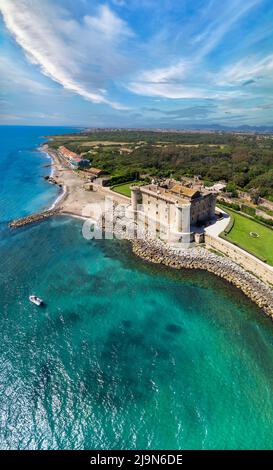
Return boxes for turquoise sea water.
[1,127,273,450]
[0,126,79,222]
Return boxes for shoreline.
[48,185,67,211]
[39,146,66,210]
[40,142,273,318]
[131,238,273,319]
[38,146,55,177]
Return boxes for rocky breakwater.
[86,202,273,318]
[131,238,273,318]
[9,208,61,228]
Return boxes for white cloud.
[194,0,263,60]
[84,4,132,39]
[127,60,207,99]
[138,61,186,84]
[0,55,52,94]
[126,0,264,101]
[0,0,132,109]
[1,0,272,126]
[0,113,23,122]
[217,55,273,85]
[128,81,206,99]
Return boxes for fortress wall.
[205,234,273,286]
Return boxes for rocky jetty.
[9,208,61,228]
[94,204,273,317]
[131,238,273,318]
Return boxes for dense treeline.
[48,130,273,200]
[79,130,238,144]
[48,129,257,146]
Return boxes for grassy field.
[223,210,273,265]
[111,181,143,197]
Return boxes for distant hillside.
[83,125,273,134]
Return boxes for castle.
[131,180,217,243]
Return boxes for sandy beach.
[41,144,129,221]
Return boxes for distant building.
[59,146,80,167]
[89,167,105,178]
[95,176,112,186]
[131,180,216,243]
[209,182,226,193]
[58,146,90,169]
[119,147,133,155]
[83,182,93,191]
[83,167,106,181]
[78,159,90,169]
[194,175,202,182]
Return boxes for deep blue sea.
[1,126,273,450]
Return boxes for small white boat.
[29,295,43,306]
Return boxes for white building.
[131,181,216,243]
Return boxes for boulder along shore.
[131,237,273,319]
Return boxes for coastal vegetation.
[103,172,140,187]
[48,130,273,200]
[218,199,273,227]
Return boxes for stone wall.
[205,234,273,286]
[87,201,273,318]
[191,193,216,224]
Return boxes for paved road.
[205,207,230,237]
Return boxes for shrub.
[254,215,273,227]
[223,215,235,234]
[104,172,140,187]
[241,204,256,217]
[218,199,240,211]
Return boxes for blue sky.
[0,0,273,127]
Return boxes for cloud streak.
[1,0,273,126]
[193,0,263,60]
[127,60,209,99]
[0,0,132,109]
[126,0,264,100]
[217,54,273,85]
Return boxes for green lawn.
[223,210,273,265]
[111,181,143,198]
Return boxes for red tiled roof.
[170,184,200,199]
[88,167,104,175]
[59,146,80,160]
